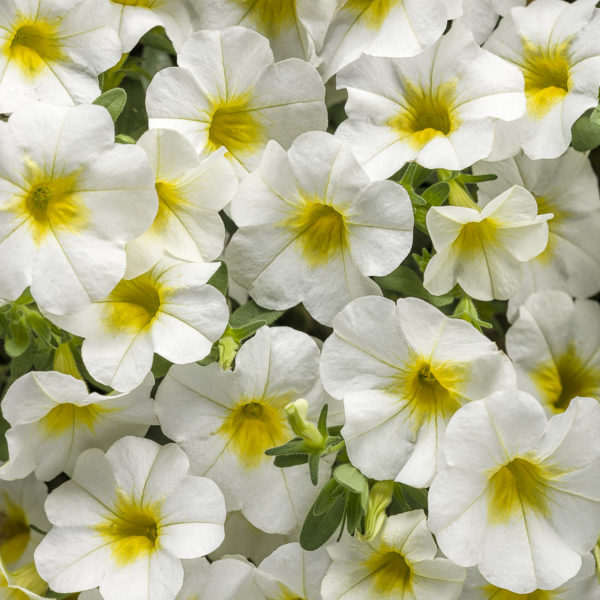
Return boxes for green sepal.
[273,454,308,468]
[458,173,498,184]
[265,438,307,457]
[230,299,284,329]
[421,181,450,206]
[308,452,321,485]
[317,404,328,438]
[333,464,368,495]
[116,134,136,144]
[453,294,492,331]
[313,479,343,516]
[93,88,127,122]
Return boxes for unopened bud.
[284,399,324,450]
[362,480,395,541]
[53,343,83,380]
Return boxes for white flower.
[225,132,413,325]
[126,129,237,279]
[0,371,156,481]
[335,23,525,178]
[108,0,193,52]
[424,185,551,301]
[320,296,516,488]
[321,511,466,600]
[459,0,525,45]
[506,291,600,415]
[156,326,328,535]
[34,436,226,600]
[47,256,229,393]
[473,150,600,319]
[319,0,461,82]
[191,0,337,64]
[0,102,157,315]
[428,392,600,593]
[461,553,600,599]
[0,0,121,112]
[146,27,327,174]
[485,0,600,159]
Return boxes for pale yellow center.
[0,562,48,599]
[482,584,552,600]
[149,180,190,234]
[41,403,111,436]
[453,218,500,258]
[343,0,398,29]
[0,496,30,566]
[237,0,297,36]
[364,549,412,596]
[111,0,162,6]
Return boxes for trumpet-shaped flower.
[126,129,237,278]
[321,511,466,600]
[461,553,600,599]
[424,186,551,301]
[506,292,600,415]
[0,556,49,600]
[0,0,121,112]
[156,326,328,534]
[485,0,600,159]
[0,371,156,481]
[320,296,516,488]
[319,0,461,81]
[256,543,330,600]
[191,0,337,64]
[460,0,525,44]
[108,0,193,52]
[335,24,525,178]
[34,436,226,600]
[48,257,229,393]
[146,27,327,173]
[0,102,157,315]
[428,392,600,593]
[473,150,600,318]
[225,132,413,325]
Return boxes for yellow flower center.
[364,549,412,595]
[0,496,30,566]
[453,218,500,257]
[521,41,571,119]
[343,0,398,28]
[103,273,167,333]
[97,493,161,566]
[41,403,112,436]
[0,562,48,599]
[389,82,459,149]
[530,343,600,413]
[149,180,190,234]
[482,585,552,600]
[237,0,297,36]
[5,18,65,76]
[217,399,290,468]
[284,200,348,266]
[111,0,162,6]
[206,94,264,160]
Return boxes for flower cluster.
[0,1,599,600]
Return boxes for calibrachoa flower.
[256,542,330,600]
[126,129,237,278]
[321,511,466,600]
[0,102,157,315]
[108,0,193,53]
[460,0,525,44]
[0,371,156,481]
[335,24,525,178]
[225,132,413,325]
[0,557,49,600]
[192,0,337,64]
[146,26,327,173]
[473,150,600,318]
[428,392,600,593]
[319,0,462,82]
[506,291,600,414]
[320,296,516,488]
[424,186,551,301]
[34,436,226,600]
[156,326,328,534]
[485,0,600,159]
[461,553,600,599]
[0,0,121,112]
[48,257,229,393]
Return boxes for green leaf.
[333,464,368,495]
[151,354,172,379]
[591,105,600,127]
[115,78,148,141]
[317,404,328,438]
[313,479,342,516]
[139,27,176,55]
[273,454,308,468]
[265,438,307,456]
[396,483,429,512]
[300,494,345,551]
[458,173,498,184]
[207,262,228,296]
[308,452,320,485]
[571,108,600,151]
[116,134,136,144]
[421,181,450,206]
[229,300,283,329]
[5,321,30,358]
[226,321,267,344]
[93,88,127,122]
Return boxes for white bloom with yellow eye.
[34,436,226,600]
[108,0,193,53]
[321,511,466,600]
[47,257,229,393]
[461,553,600,600]
[485,0,600,160]
[424,186,551,301]
[459,0,524,45]
[0,102,157,315]
[0,371,156,481]
[191,0,337,65]
[156,326,328,535]
[256,542,330,600]
[225,132,413,326]
[0,0,121,112]
[429,392,600,594]
[0,555,49,600]
[319,0,461,82]
[506,291,600,416]
[126,129,237,278]
[473,150,600,319]
[335,23,525,178]
[146,26,327,174]
[320,296,516,489]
